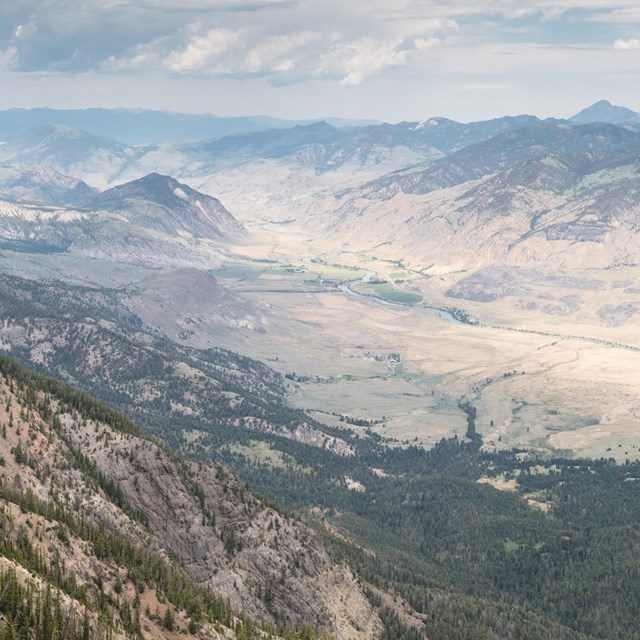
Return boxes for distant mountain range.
[0,100,636,188]
[0,101,635,152]
[0,107,380,144]
[2,105,640,275]
[0,116,546,187]
[2,101,640,288]
[322,118,640,274]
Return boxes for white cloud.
[581,7,640,24]
[124,12,458,86]
[242,31,321,73]
[506,8,538,19]
[613,38,640,50]
[313,20,456,87]
[410,18,459,34]
[7,0,640,122]
[164,29,241,72]
[0,1,535,86]
[331,38,410,86]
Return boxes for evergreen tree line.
[0,568,92,640]
[0,355,337,640]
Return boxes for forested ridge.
[0,355,343,640]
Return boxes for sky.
[0,0,639,123]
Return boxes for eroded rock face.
[62,416,378,639]
[0,354,379,639]
[0,369,230,640]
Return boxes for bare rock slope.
[0,354,380,638]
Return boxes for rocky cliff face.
[74,429,377,635]
[0,355,380,639]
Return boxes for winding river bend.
[336,271,640,353]
[336,270,468,325]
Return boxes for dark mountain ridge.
[89,172,244,238]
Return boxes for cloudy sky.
[1,0,639,122]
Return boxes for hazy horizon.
[1,1,640,123]
[0,97,632,129]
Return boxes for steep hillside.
[121,267,270,339]
[0,198,225,273]
[89,173,243,238]
[348,122,638,201]
[0,318,625,640]
[0,354,379,639]
[310,123,640,272]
